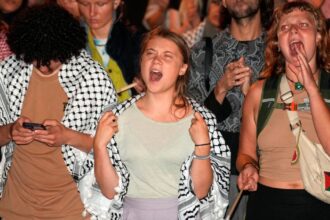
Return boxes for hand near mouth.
[297,43,317,92]
[288,43,318,94]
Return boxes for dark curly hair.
[7,4,86,67]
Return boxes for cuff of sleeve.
[204,91,232,122]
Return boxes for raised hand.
[214,57,252,101]
[294,43,318,93]
[94,112,118,150]
[189,111,210,145]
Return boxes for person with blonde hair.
[78,0,140,103]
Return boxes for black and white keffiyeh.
[79,94,231,220]
[0,50,117,197]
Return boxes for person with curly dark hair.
[187,0,274,219]
[7,4,86,68]
[0,4,117,219]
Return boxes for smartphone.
[22,122,46,131]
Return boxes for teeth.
[290,42,301,48]
[289,40,300,45]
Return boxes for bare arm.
[189,112,213,199]
[236,80,262,191]
[93,112,119,199]
[33,120,93,153]
[65,129,93,152]
[0,123,12,146]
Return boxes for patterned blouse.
[187,28,266,133]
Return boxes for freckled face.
[277,9,321,66]
[140,37,188,94]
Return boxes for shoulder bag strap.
[257,75,280,137]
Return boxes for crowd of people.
[0,0,329,219]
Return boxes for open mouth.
[289,41,303,56]
[150,69,163,81]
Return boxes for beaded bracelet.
[194,142,210,147]
[192,151,210,160]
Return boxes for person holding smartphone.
[0,4,116,219]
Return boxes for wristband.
[243,162,259,171]
[195,142,210,147]
[192,151,210,160]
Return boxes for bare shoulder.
[245,79,265,109]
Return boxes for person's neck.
[90,21,113,40]
[229,12,262,41]
[138,92,183,122]
[286,62,319,83]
